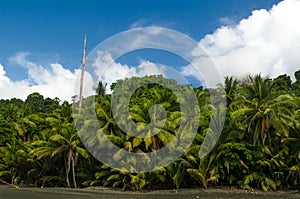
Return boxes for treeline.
[0,71,299,191]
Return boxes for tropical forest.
[0,70,299,192]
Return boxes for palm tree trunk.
[71,155,77,188]
[11,169,16,186]
[65,150,72,188]
[152,136,158,151]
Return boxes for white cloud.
[91,51,167,92]
[0,53,94,101]
[1,51,166,101]
[187,0,300,81]
[0,62,32,100]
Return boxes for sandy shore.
[0,186,299,199]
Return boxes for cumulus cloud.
[91,51,167,92]
[0,63,31,99]
[0,52,93,101]
[1,51,167,101]
[186,0,300,81]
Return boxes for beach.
[0,187,299,199]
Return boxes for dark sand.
[0,187,299,199]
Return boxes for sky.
[1,0,300,101]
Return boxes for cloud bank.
[91,51,167,91]
[0,51,167,101]
[0,53,87,101]
[185,0,300,81]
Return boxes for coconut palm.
[224,76,239,106]
[0,137,33,186]
[31,119,89,188]
[231,74,296,146]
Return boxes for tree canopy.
[0,70,299,191]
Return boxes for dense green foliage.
[0,71,299,191]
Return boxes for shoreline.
[0,185,299,196]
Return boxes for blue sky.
[0,0,280,78]
[1,0,300,101]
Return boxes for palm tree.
[31,113,89,188]
[224,76,239,106]
[111,76,181,152]
[0,138,33,187]
[1,104,18,122]
[13,117,36,142]
[0,141,19,186]
[231,74,296,146]
[95,81,107,98]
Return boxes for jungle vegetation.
[0,70,299,192]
